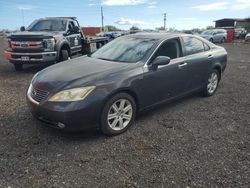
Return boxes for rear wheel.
[14,64,23,71]
[101,93,136,136]
[221,37,226,43]
[202,69,220,97]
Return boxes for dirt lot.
[0,37,249,187]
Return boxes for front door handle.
[178,63,187,68]
[208,54,214,59]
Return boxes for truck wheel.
[59,50,69,62]
[14,64,23,71]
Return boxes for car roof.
[39,17,76,21]
[126,32,187,40]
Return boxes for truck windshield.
[27,20,67,31]
[91,37,157,63]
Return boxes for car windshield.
[27,19,67,31]
[91,37,157,63]
[202,30,214,35]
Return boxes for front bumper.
[4,50,57,64]
[26,94,102,131]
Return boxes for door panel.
[183,52,211,91]
[139,57,188,107]
[68,34,82,53]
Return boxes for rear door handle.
[208,54,214,59]
[178,63,187,68]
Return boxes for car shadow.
[22,64,51,73]
[136,92,202,121]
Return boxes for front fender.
[55,39,71,60]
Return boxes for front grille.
[31,87,50,103]
[11,41,43,50]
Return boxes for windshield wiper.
[97,57,115,62]
[40,29,52,31]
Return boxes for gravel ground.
[0,37,249,187]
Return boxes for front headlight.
[49,86,96,102]
[43,38,55,51]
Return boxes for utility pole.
[21,9,24,26]
[163,13,166,30]
[101,6,104,32]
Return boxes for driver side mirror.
[20,26,25,31]
[69,26,80,33]
[73,26,80,33]
[150,56,171,71]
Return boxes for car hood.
[32,56,131,91]
[8,31,64,39]
[200,34,211,39]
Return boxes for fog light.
[57,122,65,129]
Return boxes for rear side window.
[183,37,205,55]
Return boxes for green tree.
[130,26,140,31]
[156,26,165,30]
[243,18,250,32]
[105,25,121,32]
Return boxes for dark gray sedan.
[27,33,227,136]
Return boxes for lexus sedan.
[27,33,227,136]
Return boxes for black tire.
[209,38,213,43]
[202,69,220,97]
[101,93,136,136]
[221,37,226,43]
[14,64,23,71]
[59,49,69,62]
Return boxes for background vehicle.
[200,29,227,43]
[4,17,109,71]
[245,33,250,41]
[27,33,227,136]
[234,28,247,39]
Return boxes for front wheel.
[59,50,69,62]
[14,64,23,71]
[209,38,214,43]
[101,93,136,136]
[202,69,220,97]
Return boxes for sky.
[0,0,250,30]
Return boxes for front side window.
[183,37,205,56]
[91,37,157,63]
[204,42,210,51]
[27,19,67,31]
[153,39,181,60]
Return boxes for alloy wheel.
[207,72,218,94]
[107,99,133,131]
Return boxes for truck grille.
[31,87,50,103]
[11,41,43,49]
